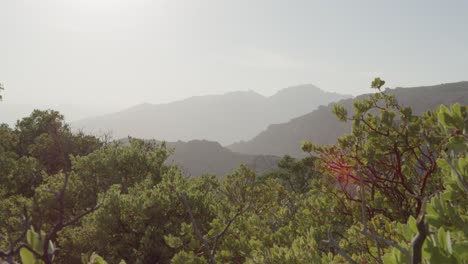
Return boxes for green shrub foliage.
[0,79,466,264]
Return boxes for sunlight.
[1,1,467,262]
[59,0,166,27]
[47,0,169,34]
[66,0,135,14]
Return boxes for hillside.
[228,82,468,157]
[165,140,280,177]
[72,85,350,145]
[118,138,280,177]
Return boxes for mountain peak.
[72,83,350,144]
[269,84,350,101]
[227,81,468,157]
[178,140,224,152]
[223,89,265,98]
[270,84,320,97]
[179,90,266,105]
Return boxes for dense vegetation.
[0,79,467,263]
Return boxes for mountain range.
[227,82,468,157]
[72,85,350,145]
[10,82,465,177]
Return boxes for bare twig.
[323,229,357,264]
[40,174,105,264]
[357,229,409,256]
[0,173,105,264]
[356,164,408,261]
[211,210,242,256]
[0,208,42,264]
[180,192,216,264]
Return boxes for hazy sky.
[2,0,468,108]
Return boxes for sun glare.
[56,0,166,31]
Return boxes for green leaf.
[20,248,36,264]
[332,104,348,122]
[446,231,452,254]
[20,247,44,264]
[88,252,108,264]
[371,77,386,89]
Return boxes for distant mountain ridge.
[119,138,280,177]
[165,140,280,177]
[227,81,468,157]
[0,104,117,127]
[72,85,350,144]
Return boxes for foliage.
[382,103,468,263]
[304,81,444,223]
[0,78,466,264]
[260,155,318,194]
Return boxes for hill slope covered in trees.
[119,138,280,177]
[166,140,279,177]
[228,81,468,157]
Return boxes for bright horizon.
[2,0,468,109]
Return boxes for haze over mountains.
[228,82,468,158]
[164,140,280,177]
[4,81,465,178]
[72,84,350,145]
[0,104,118,128]
[69,81,468,177]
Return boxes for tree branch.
[180,192,216,264]
[211,209,242,256]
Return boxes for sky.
[1,0,468,110]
